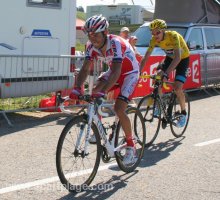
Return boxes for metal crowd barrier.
[0,53,220,126]
[0,55,84,125]
[202,53,220,87]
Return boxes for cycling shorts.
[98,69,139,103]
[162,56,189,83]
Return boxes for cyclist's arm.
[140,50,151,73]
[102,62,122,92]
[140,38,154,72]
[165,48,181,74]
[75,59,92,88]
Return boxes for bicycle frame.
[149,78,175,123]
[75,99,119,158]
[158,95,175,121]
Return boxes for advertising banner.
[132,54,201,98]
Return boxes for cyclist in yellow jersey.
[140,19,190,128]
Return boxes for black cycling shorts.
[162,56,189,83]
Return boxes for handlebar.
[140,74,173,90]
[59,95,112,117]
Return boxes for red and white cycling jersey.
[85,34,140,76]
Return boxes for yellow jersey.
[147,30,190,59]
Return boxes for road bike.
[136,74,190,147]
[56,95,146,192]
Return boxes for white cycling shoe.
[122,146,137,165]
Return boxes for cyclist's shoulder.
[165,30,180,36]
[108,34,126,45]
[165,30,183,41]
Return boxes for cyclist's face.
[88,32,106,49]
[152,29,164,42]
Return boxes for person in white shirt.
[119,27,130,40]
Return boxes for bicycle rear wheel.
[115,107,146,173]
[56,115,101,193]
[136,95,161,147]
[170,92,190,137]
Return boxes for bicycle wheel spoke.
[115,107,146,173]
[137,95,161,147]
[56,116,101,192]
[170,92,190,137]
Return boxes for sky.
[77,0,155,11]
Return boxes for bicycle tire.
[56,115,101,193]
[115,107,146,173]
[136,95,161,147]
[170,92,190,137]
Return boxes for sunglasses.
[83,21,106,35]
[152,31,161,36]
[82,28,96,35]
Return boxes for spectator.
[119,27,130,40]
[129,36,140,55]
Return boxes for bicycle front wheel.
[137,95,161,147]
[170,92,190,137]
[115,107,146,173]
[56,115,101,193]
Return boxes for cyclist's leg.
[114,72,139,164]
[114,73,139,145]
[174,57,189,127]
[173,81,185,111]
[174,57,189,113]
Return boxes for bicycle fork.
[74,104,94,157]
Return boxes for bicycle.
[56,95,146,193]
[136,74,190,147]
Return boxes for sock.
[126,136,134,147]
[181,110,187,115]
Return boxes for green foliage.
[76,42,85,52]
[0,94,51,111]
[77,11,86,21]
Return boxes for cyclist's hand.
[162,72,169,82]
[69,87,83,99]
[156,63,163,71]
[91,91,106,99]
[157,70,163,77]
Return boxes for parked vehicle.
[0,0,76,98]
[134,22,220,86]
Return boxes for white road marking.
[0,162,117,194]
[194,138,220,147]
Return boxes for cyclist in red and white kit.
[70,15,140,165]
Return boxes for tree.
[77,6,84,13]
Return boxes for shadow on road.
[59,171,138,200]
[57,136,184,200]
[187,87,220,102]
[0,112,72,136]
[140,137,185,168]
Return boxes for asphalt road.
[0,88,220,200]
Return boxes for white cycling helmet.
[83,15,109,34]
